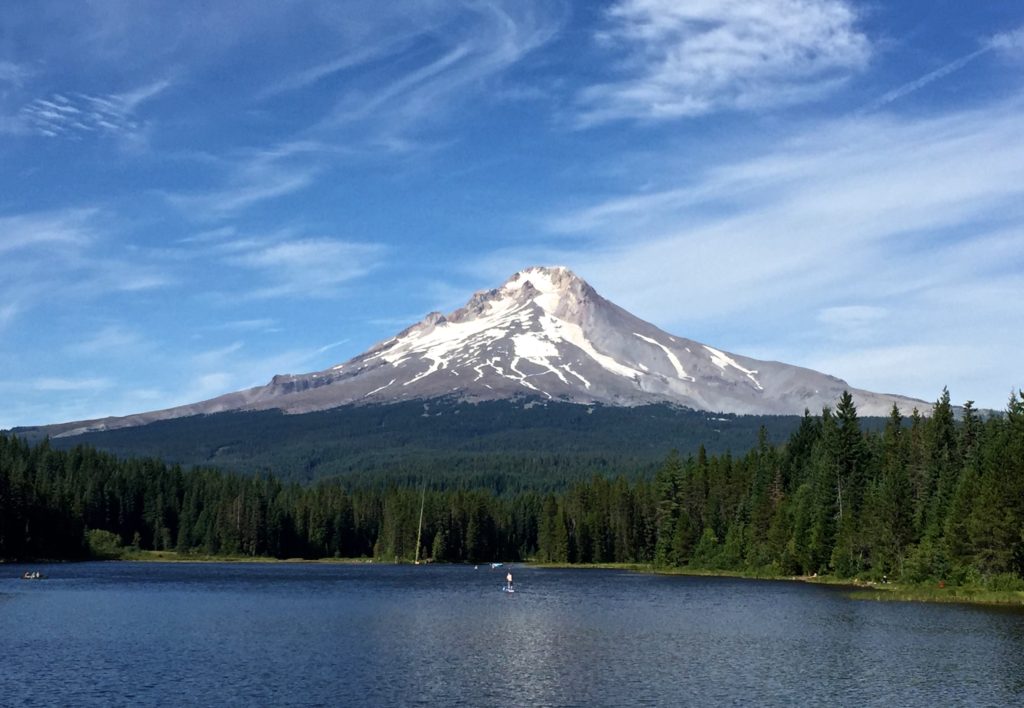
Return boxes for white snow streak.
[403,358,444,386]
[512,333,569,384]
[562,363,591,388]
[372,295,523,370]
[633,332,695,381]
[511,331,559,359]
[509,357,552,398]
[502,266,567,313]
[363,378,396,398]
[537,313,642,380]
[703,345,763,390]
[365,274,642,391]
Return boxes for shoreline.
[526,562,1024,608]
[5,551,376,565]
[116,551,376,564]
[10,553,1023,607]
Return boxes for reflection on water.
[1,563,1022,706]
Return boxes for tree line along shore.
[2,389,1023,604]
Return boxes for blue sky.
[1,0,1022,428]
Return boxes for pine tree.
[862,404,913,577]
[970,393,1024,577]
[653,452,682,567]
[829,392,871,577]
[803,408,838,574]
[923,388,959,542]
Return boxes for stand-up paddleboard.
[502,585,515,593]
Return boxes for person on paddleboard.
[506,570,513,590]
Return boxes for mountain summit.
[37,266,923,437]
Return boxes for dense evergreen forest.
[3,390,1022,588]
[23,400,816,484]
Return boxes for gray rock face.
[38,266,925,437]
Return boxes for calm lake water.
[1,563,1023,707]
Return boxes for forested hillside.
[24,400,815,484]
[3,390,1022,588]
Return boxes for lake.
[1,563,1023,706]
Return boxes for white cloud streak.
[0,208,171,327]
[171,171,318,218]
[0,303,20,330]
[226,237,387,299]
[20,78,171,138]
[164,141,328,219]
[68,325,145,356]
[990,26,1024,55]
[33,377,113,392]
[316,1,565,139]
[0,60,34,86]
[523,95,1024,406]
[0,208,97,254]
[170,337,361,410]
[861,25,1024,114]
[577,0,870,125]
[213,318,279,333]
[257,37,415,100]
[862,47,991,113]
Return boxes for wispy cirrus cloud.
[0,303,20,330]
[226,237,387,299]
[549,100,1024,316]
[257,36,416,101]
[20,78,171,138]
[169,223,385,303]
[192,341,245,369]
[308,2,566,142]
[0,60,34,87]
[172,336,359,408]
[68,325,146,356]
[33,377,113,392]
[477,93,1024,406]
[863,25,1024,113]
[0,208,172,327]
[576,0,870,125]
[211,318,280,333]
[164,141,328,219]
[0,208,97,253]
[861,47,992,113]
[990,26,1024,55]
[170,170,318,219]
[816,305,888,342]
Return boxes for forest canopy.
[2,390,1022,588]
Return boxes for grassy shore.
[527,561,1024,607]
[846,583,1024,607]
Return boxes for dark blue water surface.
[2,563,1023,707]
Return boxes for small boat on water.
[21,571,45,580]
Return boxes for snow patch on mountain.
[29,265,930,438]
[633,332,694,382]
[363,378,396,398]
[503,266,566,312]
[703,345,764,391]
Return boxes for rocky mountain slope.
[24,266,924,438]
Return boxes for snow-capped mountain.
[39,266,923,437]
